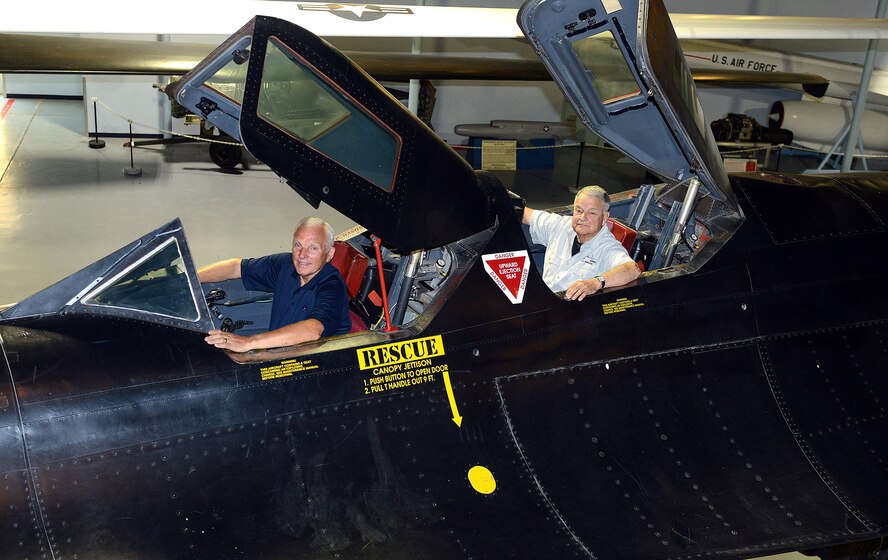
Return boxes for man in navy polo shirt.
[198,217,351,352]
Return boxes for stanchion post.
[88,98,105,149]
[123,122,142,176]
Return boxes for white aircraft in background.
[680,39,888,155]
[2,1,888,155]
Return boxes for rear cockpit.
[516,0,743,280]
[522,175,737,300]
[607,179,732,273]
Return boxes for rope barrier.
[719,142,888,160]
[93,97,241,146]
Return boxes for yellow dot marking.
[468,465,496,495]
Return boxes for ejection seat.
[607,219,645,271]
[330,241,370,332]
[606,218,637,254]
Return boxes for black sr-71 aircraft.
[2,0,887,558]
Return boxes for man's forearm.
[601,260,641,289]
[204,318,326,353]
[522,206,535,225]
[564,260,640,301]
[248,318,325,350]
[197,258,242,283]
[242,319,324,351]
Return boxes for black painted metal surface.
[1,170,887,559]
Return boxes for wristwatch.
[595,275,606,290]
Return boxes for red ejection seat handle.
[372,236,397,332]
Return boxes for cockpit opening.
[525,178,720,292]
[200,228,486,349]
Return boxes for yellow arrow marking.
[442,369,462,427]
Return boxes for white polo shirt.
[529,210,634,292]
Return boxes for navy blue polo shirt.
[240,254,351,337]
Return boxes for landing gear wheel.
[209,140,243,170]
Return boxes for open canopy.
[520,0,734,208]
[166,17,493,252]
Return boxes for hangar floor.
[0,97,829,560]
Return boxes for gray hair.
[574,185,611,211]
[295,217,335,251]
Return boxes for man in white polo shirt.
[523,185,640,301]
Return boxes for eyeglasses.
[572,205,602,218]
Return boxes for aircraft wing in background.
[0,32,550,81]
[0,32,829,97]
[682,39,888,107]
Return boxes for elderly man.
[198,217,351,352]
[523,185,640,301]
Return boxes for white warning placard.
[482,250,530,304]
[481,140,517,171]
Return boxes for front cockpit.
[201,227,494,347]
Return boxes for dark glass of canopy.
[257,37,400,192]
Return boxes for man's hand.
[205,329,255,353]
[564,278,601,301]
